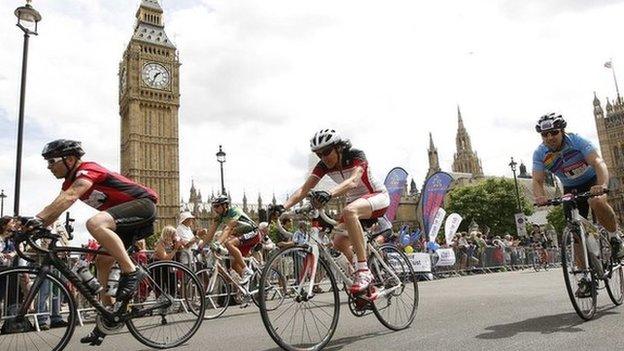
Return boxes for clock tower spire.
[119,0,180,231]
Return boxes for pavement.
[63,268,624,351]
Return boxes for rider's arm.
[203,221,220,243]
[585,151,610,188]
[284,175,320,210]
[217,220,237,245]
[329,166,364,198]
[532,170,547,203]
[36,178,93,227]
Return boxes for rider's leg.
[588,196,618,233]
[86,212,135,273]
[225,237,246,276]
[333,233,354,263]
[342,198,373,264]
[95,255,115,306]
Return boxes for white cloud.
[0,0,622,244]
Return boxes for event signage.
[383,167,409,222]
[421,171,454,235]
[428,207,446,243]
[408,252,432,272]
[444,213,463,245]
[435,248,456,267]
[515,213,527,237]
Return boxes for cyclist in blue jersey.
[532,113,624,259]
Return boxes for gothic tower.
[426,132,441,178]
[452,106,483,176]
[119,0,180,231]
[593,92,624,223]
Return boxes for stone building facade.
[593,92,624,223]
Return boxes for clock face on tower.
[141,62,170,89]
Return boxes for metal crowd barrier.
[432,246,561,278]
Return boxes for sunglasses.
[315,147,333,158]
[46,157,64,166]
[540,130,560,137]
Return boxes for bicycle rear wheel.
[259,247,339,351]
[195,267,231,319]
[561,228,597,320]
[368,244,418,330]
[126,261,205,348]
[0,267,77,351]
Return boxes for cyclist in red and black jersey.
[32,139,158,345]
[283,129,389,296]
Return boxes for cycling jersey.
[311,148,387,203]
[532,133,597,187]
[61,162,158,210]
[216,206,257,235]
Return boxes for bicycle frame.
[205,254,263,297]
[277,208,402,300]
[13,237,173,325]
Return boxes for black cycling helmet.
[211,194,230,205]
[535,113,567,133]
[41,139,85,159]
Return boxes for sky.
[0,0,623,243]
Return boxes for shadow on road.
[259,329,395,351]
[476,306,619,340]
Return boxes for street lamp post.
[509,157,522,213]
[0,190,7,217]
[13,0,42,216]
[216,145,226,195]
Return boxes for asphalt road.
[65,268,624,350]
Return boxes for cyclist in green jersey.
[204,195,259,284]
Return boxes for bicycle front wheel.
[561,228,597,320]
[0,267,77,351]
[251,266,287,311]
[259,247,340,351]
[126,261,205,348]
[194,267,231,319]
[368,244,418,330]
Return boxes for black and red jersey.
[62,162,158,210]
[311,148,386,203]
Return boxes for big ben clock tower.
[119,0,180,231]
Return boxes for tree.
[546,205,565,234]
[445,178,533,235]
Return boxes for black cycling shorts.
[563,176,596,220]
[106,198,157,248]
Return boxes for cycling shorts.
[236,230,262,257]
[106,197,157,248]
[563,176,596,220]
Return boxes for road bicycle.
[537,190,624,320]
[258,203,418,351]
[194,246,287,319]
[0,216,205,350]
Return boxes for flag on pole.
[605,61,613,69]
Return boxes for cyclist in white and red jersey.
[31,139,158,345]
[282,129,389,296]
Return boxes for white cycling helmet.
[310,129,342,152]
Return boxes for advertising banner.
[444,213,463,245]
[435,248,457,267]
[421,171,454,235]
[383,167,409,222]
[407,252,432,272]
[428,207,446,243]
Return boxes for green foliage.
[445,178,533,235]
[546,205,565,234]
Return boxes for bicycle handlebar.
[4,216,63,262]
[534,189,609,207]
[276,201,338,240]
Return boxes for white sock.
[355,261,368,271]
[607,230,620,239]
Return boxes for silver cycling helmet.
[535,113,567,133]
[310,129,342,152]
